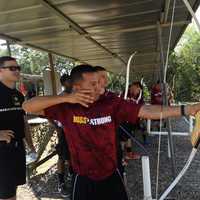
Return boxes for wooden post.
[48,53,57,95]
[6,40,12,56]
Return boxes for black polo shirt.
[0,81,25,140]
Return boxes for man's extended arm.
[138,104,197,119]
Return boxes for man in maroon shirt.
[151,81,163,105]
[23,64,200,200]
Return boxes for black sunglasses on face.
[2,66,21,71]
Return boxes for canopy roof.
[0,0,199,83]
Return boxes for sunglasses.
[2,66,21,71]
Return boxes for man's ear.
[73,83,81,91]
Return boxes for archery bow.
[159,111,200,200]
[158,1,200,198]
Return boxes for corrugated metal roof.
[0,0,199,83]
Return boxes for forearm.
[22,95,66,113]
[139,104,192,120]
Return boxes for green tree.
[8,45,75,75]
[168,24,200,102]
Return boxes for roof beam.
[0,16,58,29]
[16,31,79,44]
[85,5,185,29]
[133,63,161,68]
[38,0,126,65]
[132,69,160,74]
[0,5,42,15]
[130,52,159,57]
[6,24,67,35]
[84,9,160,28]
[83,56,115,62]
[83,52,160,62]
[16,21,187,44]
[120,51,164,56]
[0,0,77,15]
[0,33,83,63]
[87,20,190,36]
[66,0,153,16]
[18,34,155,45]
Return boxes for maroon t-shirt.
[44,93,142,180]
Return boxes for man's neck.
[0,79,15,89]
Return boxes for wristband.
[181,105,186,116]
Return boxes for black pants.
[71,170,129,200]
[0,140,26,199]
[0,185,17,199]
[56,129,70,161]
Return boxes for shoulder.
[104,91,119,99]
[101,91,123,106]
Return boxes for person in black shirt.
[0,56,35,200]
[55,74,72,197]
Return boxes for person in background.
[94,66,139,176]
[23,64,200,200]
[26,84,36,100]
[119,83,143,160]
[151,81,174,130]
[128,82,147,144]
[151,81,163,105]
[0,56,35,200]
[54,74,73,198]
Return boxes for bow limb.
[159,112,200,200]
[124,52,137,100]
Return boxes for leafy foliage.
[167,24,200,102]
[0,44,75,75]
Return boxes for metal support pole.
[142,156,153,200]
[157,22,176,178]
[123,172,128,189]
[6,40,11,56]
[168,139,171,158]
[182,0,200,32]
[189,116,194,134]
[147,119,151,134]
[48,53,57,95]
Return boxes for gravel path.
[17,118,200,200]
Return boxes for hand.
[191,111,200,147]
[0,130,15,143]
[188,103,200,116]
[63,89,95,107]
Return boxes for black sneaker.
[58,182,70,198]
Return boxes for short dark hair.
[70,64,96,84]
[0,56,16,67]
[94,66,106,72]
[60,74,70,86]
